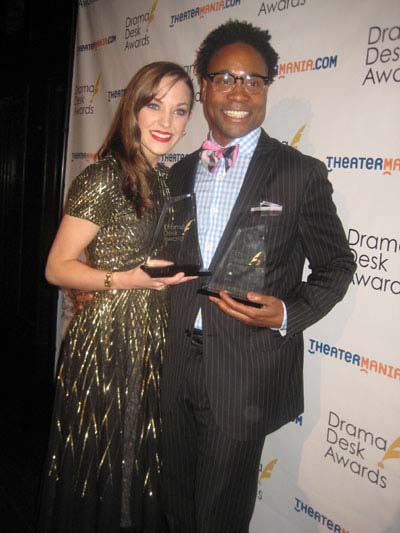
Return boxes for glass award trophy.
[141,193,211,278]
[198,202,282,307]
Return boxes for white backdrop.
[61,1,400,531]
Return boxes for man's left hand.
[209,291,284,328]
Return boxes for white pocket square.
[251,201,283,213]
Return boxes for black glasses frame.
[206,71,274,92]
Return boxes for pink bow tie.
[200,139,239,173]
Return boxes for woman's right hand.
[67,260,197,315]
[46,215,197,296]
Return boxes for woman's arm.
[45,214,189,291]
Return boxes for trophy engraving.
[141,193,211,277]
[198,203,282,306]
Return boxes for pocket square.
[251,201,283,213]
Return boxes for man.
[161,20,356,533]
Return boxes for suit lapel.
[209,131,280,271]
[174,133,281,272]
[174,150,200,196]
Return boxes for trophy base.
[197,287,263,308]
[141,264,211,278]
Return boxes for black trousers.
[162,334,265,533]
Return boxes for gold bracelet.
[104,270,113,289]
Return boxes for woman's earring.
[182,131,186,137]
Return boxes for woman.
[38,62,194,532]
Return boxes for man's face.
[201,42,269,146]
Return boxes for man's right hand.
[209,291,284,329]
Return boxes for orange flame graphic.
[378,436,400,468]
[258,459,278,484]
[146,0,158,32]
[90,74,101,103]
[290,125,306,149]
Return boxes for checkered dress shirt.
[194,128,261,330]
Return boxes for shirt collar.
[208,127,261,155]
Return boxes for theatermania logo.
[294,497,350,532]
[277,55,338,79]
[308,338,400,382]
[169,0,241,28]
[324,410,400,489]
[326,154,400,175]
[107,87,125,103]
[71,152,98,162]
[257,458,278,500]
[77,35,116,53]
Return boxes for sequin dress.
[39,156,170,532]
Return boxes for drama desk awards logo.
[348,227,400,296]
[124,0,157,51]
[324,410,400,489]
[363,24,400,85]
[258,0,306,16]
[73,74,101,116]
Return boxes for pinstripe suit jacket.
[162,130,355,441]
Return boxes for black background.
[0,1,76,530]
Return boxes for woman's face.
[138,75,192,166]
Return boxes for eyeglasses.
[206,72,273,95]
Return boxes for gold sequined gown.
[39,156,170,532]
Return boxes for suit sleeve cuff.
[270,300,287,337]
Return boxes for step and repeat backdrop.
[60,0,400,531]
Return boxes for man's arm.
[283,165,356,335]
[210,161,356,334]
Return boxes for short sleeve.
[65,159,116,228]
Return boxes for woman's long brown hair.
[98,62,194,217]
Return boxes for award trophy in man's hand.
[199,202,282,307]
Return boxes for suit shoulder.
[273,140,327,175]
[170,150,199,174]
